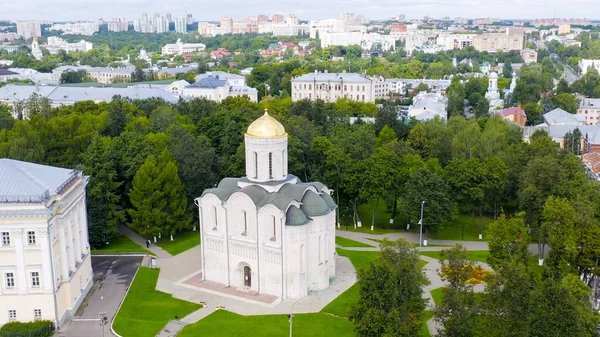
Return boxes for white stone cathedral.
[195,110,337,299]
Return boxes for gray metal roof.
[0,159,78,203]
[188,76,226,89]
[0,85,57,101]
[201,176,336,225]
[544,108,586,125]
[300,190,331,216]
[0,84,182,104]
[0,69,18,76]
[286,206,310,226]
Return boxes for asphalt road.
[58,256,143,337]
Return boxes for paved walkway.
[119,224,172,258]
[118,224,511,337]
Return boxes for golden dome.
[245,109,287,138]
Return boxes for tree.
[552,93,580,114]
[167,125,218,206]
[0,104,15,131]
[128,149,192,237]
[445,158,484,235]
[350,239,429,337]
[446,81,466,117]
[401,167,453,232]
[130,66,146,83]
[60,69,87,84]
[523,102,542,125]
[503,62,513,79]
[487,213,530,268]
[556,78,570,95]
[530,279,599,337]
[407,123,430,158]
[360,147,401,230]
[564,128,582,155]
[82,135,123,249]
[474,97,490,118]
[435,245,480,337]
[541,196,577,280]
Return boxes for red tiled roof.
[499,107,526,118]
[583,151,600,175]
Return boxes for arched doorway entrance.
[243,266,251,287]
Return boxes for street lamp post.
[289,298,302,337]
[418,201,425,250]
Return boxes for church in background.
[0,159,93,327]
[196,110,337,299]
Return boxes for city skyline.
[2,0,598,22]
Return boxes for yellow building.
[0,159,93,328]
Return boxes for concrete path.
[119,224,172,258]
[336,228,499,337]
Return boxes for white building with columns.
[0,159,93,328]
[195,111,337,299]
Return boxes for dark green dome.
[286,206,310,226]
[300,191,331,216]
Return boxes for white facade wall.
[578,99,600,126]
[292,77,375,102]
[0,179,93,328]
[579,59,600,75]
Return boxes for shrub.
[0,320,55,337]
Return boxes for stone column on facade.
[66,217,76,271]
[38,228,53,292]
[12,229,27,294]
[58,221,69,281]
[79,196,89,255]
[71,208,82,263]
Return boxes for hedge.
[0,321,54,337]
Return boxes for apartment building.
[0,159,93,328]
[578,98,600,126]
[16,21,41,40]
[473,33,524,53]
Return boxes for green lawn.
[178,310,355,337]
[154,230,200,255]
[335,236,373,248]
[419,310,435,337]
[112,267,202,337]
[91,234,151,254]
[321,283,359,318]
[430,287,446,306]
[421,250,490,264]
[428,214,495,241]
[337,248,380,271]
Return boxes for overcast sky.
[1,0,598,22]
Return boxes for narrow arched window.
[242,210,247,236]
[271,216,276,242]
[268,152,273,179]
[212,206,218,231]
[319,236,323,263]
[281,150,285,176]
[253,152,258,179]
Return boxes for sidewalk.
[119,224,172,258]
